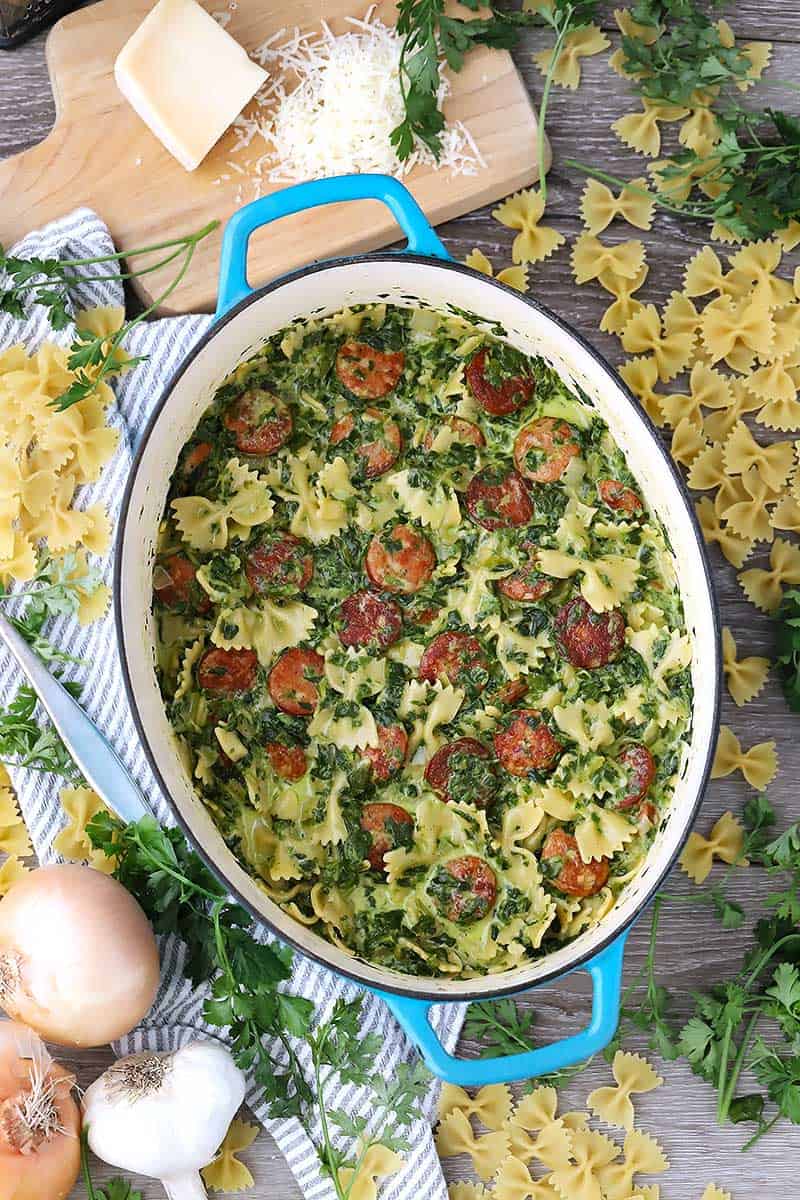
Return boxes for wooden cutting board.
[0,0,547,314]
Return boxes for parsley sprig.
[0,555,101,780]
[776,587,800,712]
[0,221,217,411]
[86,813,428,1199]
[80,1131,142,1200]
[619,0,753,107]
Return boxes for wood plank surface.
[1,4,799,1197]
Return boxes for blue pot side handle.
[216,174,450,318]
[376,930,629,1086]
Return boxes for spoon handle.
[0,610,149,824]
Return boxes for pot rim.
[114,251,721,1000]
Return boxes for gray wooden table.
[1,5,799,1198]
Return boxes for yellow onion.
[0,864,160,1047]
[0,1020,80,1200]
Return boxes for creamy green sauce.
[153,302,693,979]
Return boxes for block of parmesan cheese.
[114,0,266,172]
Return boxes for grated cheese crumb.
[231,7,485,185]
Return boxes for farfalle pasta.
[0,333,118,588]
[494,1157,561,1200]
[492,190,565,265]
[598,264,649,335]
[465,249,529,294]
[571,233,646,286]
[612,99,689,157]
[436,1110,510,1181]
[580,178,655,235]
[201,1117,258,1192]
[338,1142,403,1200]
[711,726,778,790]
[739,536,800,613]
[53,786,116,872]
[596,1128,669,1199]
[679,807,748,884]
[155,303,692,978]
[621,305,694,382]
[617,357,663,425]
[439,1083,513,1131]
[533,24,609,90]
[721,627,770,706]
[588,1050,663,1130]
[548,1127,618,1200]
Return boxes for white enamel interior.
[118,257,719,999]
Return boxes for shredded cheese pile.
[232,10,485,185]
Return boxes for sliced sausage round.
[424,416,485,450]
[617,743,656,810]
[418,632,489,693]
[153,554,202,610]
[223,388,292,456]
[246,532,313,595]
[266,742,308,781]
[424,738,498,808]
[177,441,212,492]
[432,856,498,924]
[197,647,258,694]
[497,562,554,603]
[330,406,403,479]
[541,829,610,897]
[514,417,581,483]
[598,479,644,514]
[492,677,529,708]
[268,648,325,717]
[339,589,403,651]
[554,596,626,669]
[360,802,414,872]
[465,347,535,417]
[336,340,405,399]
[465,467,533,530]
[494,709,562,776]
[362,724,409,782]
[365,524,437,594]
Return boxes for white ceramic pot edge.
[116,255,721,1001]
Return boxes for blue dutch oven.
[115,174,720,1085]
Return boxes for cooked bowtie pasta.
[154,303,693,978]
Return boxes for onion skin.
[0,865,160,1047]
[0,1021,81,1200]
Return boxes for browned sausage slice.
[465,347,534,417]
[514,418,580,483]
[362,725,409,782]
[554,597,626,669]
[494,709,562,776]
[268,648,325,716]
[418,632,489,693]
[430,856,498,924]
[339,589,403,651]
[197,647,258,694]
[246,533,313,594]
[330,406,403,479]
[424,738,498,807]
[541,829,610,897]
[465,467,533,530]
[336,340,405,398]
[360,802,414,872]
[223,388,292,456]
[365,524,437,594]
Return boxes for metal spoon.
[0,610,149,824]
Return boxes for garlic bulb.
[82,1040,246,1200]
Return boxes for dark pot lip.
[115,252,721,1002]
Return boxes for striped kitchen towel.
[0,209,465,1200]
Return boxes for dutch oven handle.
[375,931,629,1085]
[216,174,450,317]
